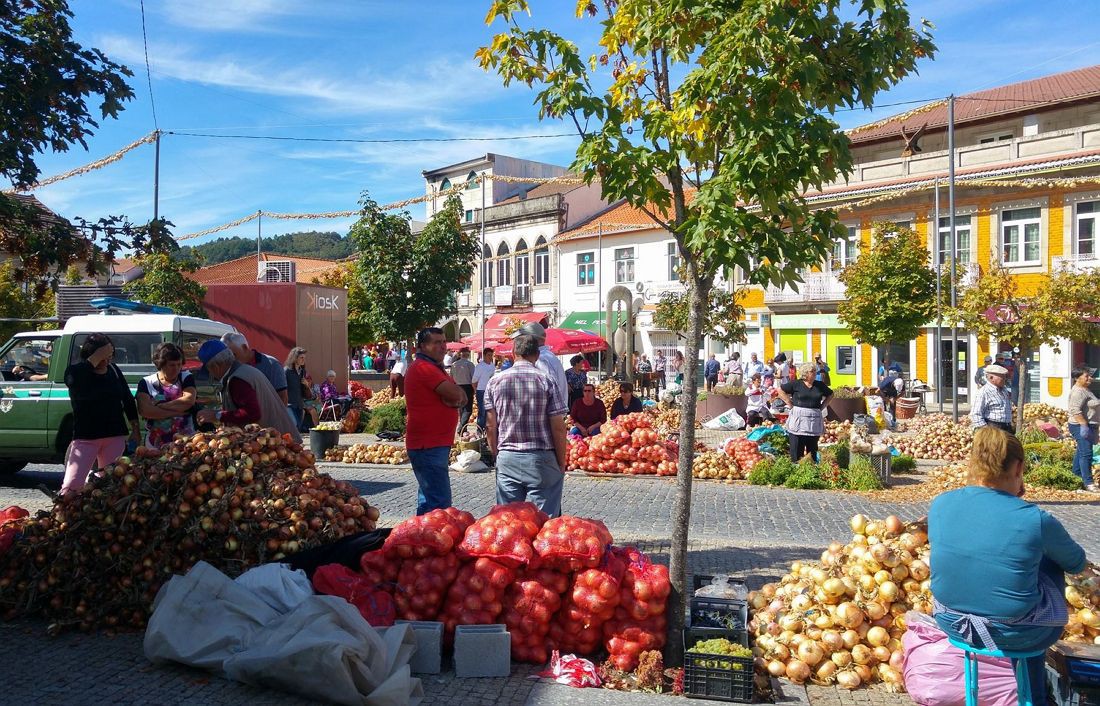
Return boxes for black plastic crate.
[683,627,754,703]
[692,574,747,594]
[690,575,749,631]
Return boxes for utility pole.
[597,223,603,375]
[479,175,487,354]
[948,95,958,421]
[934,177,942,413]
[152,130,161,222]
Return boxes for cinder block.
[395,620,443,674]
[454,624,511,678]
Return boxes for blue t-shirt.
[929,486,1085,618]
[704,359,720,378]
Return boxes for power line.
[139,0,158,130]
[164,131,578,144]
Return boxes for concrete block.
[454,624,511,678]
[395,620,443,674]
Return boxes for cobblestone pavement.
[2,461,1097,704]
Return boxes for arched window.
[514,239,530,304]
[466,171,478,190]
[496,242,511,286]
[534,236,550,285]
[481,244,493,290]
[440,178,452,191]
[459,319,472,338]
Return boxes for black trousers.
[457,384,474,431]
[790,434,819,462]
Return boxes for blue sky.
[13,0,1100,248]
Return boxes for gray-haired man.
[483,334,568,517]
[222,332,289,404]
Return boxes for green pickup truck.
[0,310,237,474]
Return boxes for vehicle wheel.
[0,460,27,475]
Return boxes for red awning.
[494,327,608,356]
[462,312,549,345]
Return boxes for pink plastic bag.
[901,611,1017,706]
[534,650,602,688]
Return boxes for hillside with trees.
[179,231,354,264]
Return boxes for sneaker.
[1088,484,1100,493]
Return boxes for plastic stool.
[947,637,1046,706]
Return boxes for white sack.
[233,563,313,613]
[703,407,746,431]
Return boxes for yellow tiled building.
[552,64,1100,408]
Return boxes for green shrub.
[763,430,789,454]
[1017,427,1050,446]
[365,401,406,434]
[845,456,884,491]
[833,440,850,469]
[1025,463,1083,490]
[784,457,829,490]
[747,456,797,486]
[819,460,848,489]
[891,454,917,474]
[1024,442,1074,466]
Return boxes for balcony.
[1052,252,1100,272]
[764,272,846,304]
[514,285,531,305]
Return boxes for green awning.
[559,311,624,337]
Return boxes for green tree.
[479,0,933,661]
[954,265,1100,430]
[654,287,748,348]
[348,194,478,343]
[838,223,943,347]
[181,230,356,265]
[0,0,136,287]
[314,261,375,345]
[124,251,207,318]
[0,261,55,342]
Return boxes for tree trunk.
[1015,348,1029,432]
[665,262,711,667]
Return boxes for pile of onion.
[747,514,929,691]
[0,425,379,633]
[891,415,971,461]
[1063,564,1100,644]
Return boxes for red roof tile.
[849,64,1100,145]
[556,190,697,242]
[190,252,343,285]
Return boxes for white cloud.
[158,0,313,34]
[99,35,507,117]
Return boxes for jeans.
[570,425,600,437]
[476,389,487,430]
[457,384,474,432]
[495,449,564,518]
[407,446,452,515]
[1070,423,1097,486]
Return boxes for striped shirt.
[483,360,567,452]
[969,381,1014,428]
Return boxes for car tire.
[0,460,27,475]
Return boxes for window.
[1001,207,1041,265]
[836,346,856,375]
[577,252,595,287]
[69,333,162,372]
[466,171,478,189]
[481,244,493,289]
[830,226,859,271]
[496,242,511,286]
[0,336,57,380]
[440,178,451,191]
[534,236,550,285]
[614,247,635,283]
[937,215,972,266]
[667,242,680,281]
[893,220,911,230]
[979,132,1013,145]
[514,239,530,304]
[464,209,473,223]
[1077,201,1099,259]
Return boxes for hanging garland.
[845,98,948,136]
[3,131,160,194]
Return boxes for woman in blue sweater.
[930,426,1087,699]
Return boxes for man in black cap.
[975,355,994,387]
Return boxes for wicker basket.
[896,397,919,420]
[455,424,484,453]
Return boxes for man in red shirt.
[405,327,466,515]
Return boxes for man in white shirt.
[746,353,766,378]
[451,348,476,432]
[513,322,568,411]
[472,346,497,430]
[442,350,455,369]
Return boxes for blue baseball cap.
[197,339,228,372]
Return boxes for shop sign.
[307,291,341,312]
[771,313,842,329]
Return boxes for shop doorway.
[939,338,969,403]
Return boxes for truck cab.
[0,304,237,473]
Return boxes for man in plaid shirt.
[483,333,569,517]
[969,364,1015,433]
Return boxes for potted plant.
[827,387,866,422]
[696,384,747,422]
